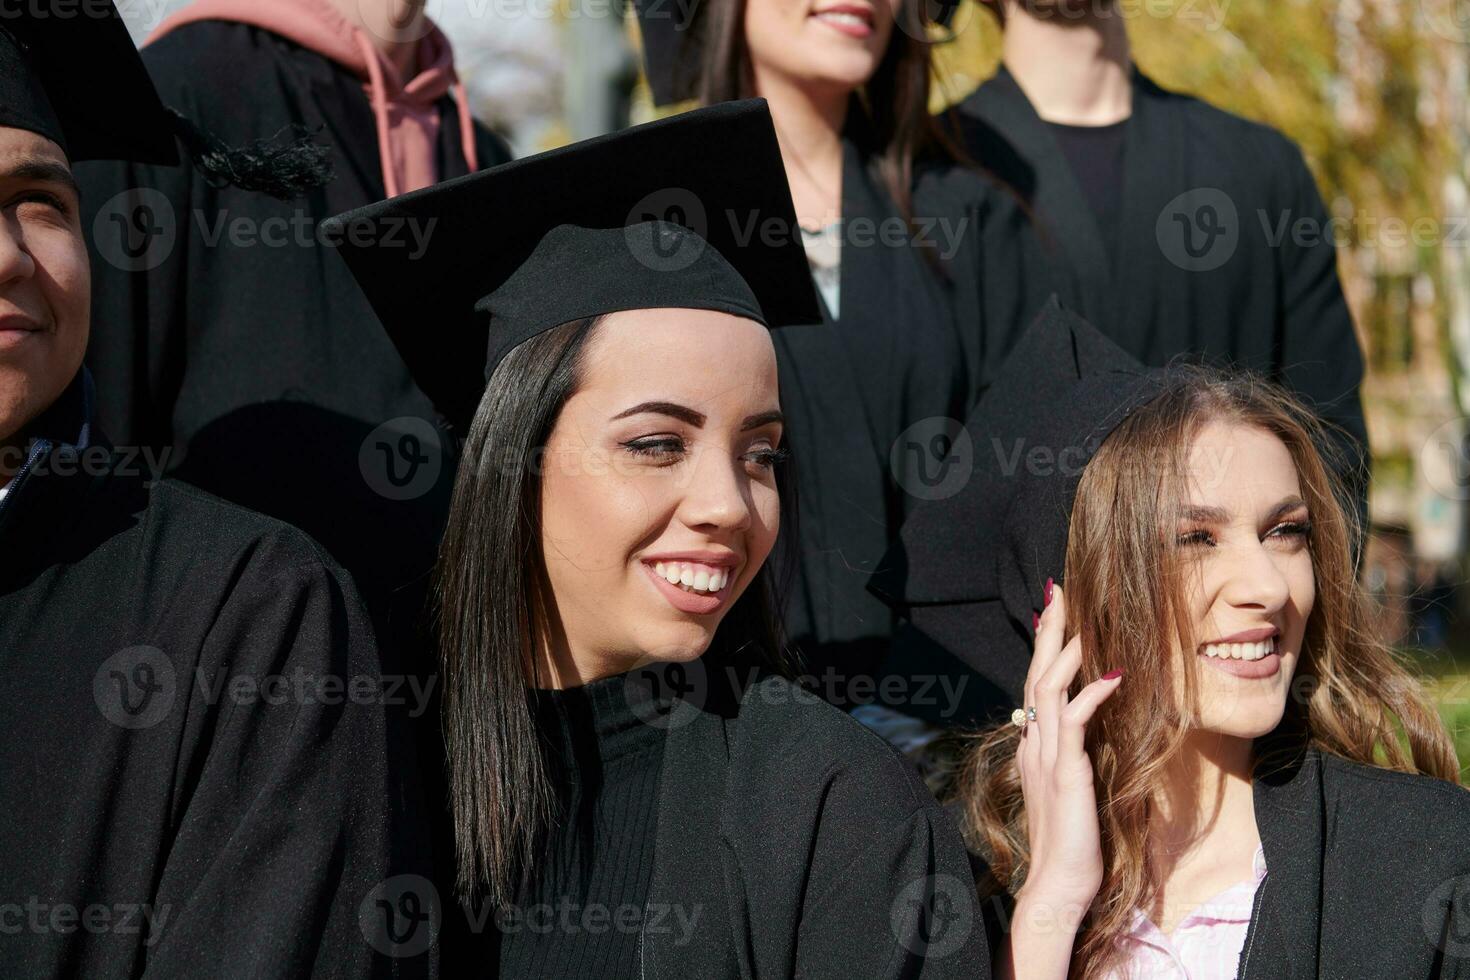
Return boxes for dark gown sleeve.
[75,152,193,454]
[140,536,431,978]
[1273,142,1371,524]
[795,806,991,978]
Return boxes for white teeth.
[1199,638,1276,661]
[651,561,729,594]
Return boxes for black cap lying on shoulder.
[326,99,821,433]
[0,0,177,163]
[868,297,1165,699]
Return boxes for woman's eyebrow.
[740,410,784,432]
[609,403,783,432]
[610,401,706,427]
[1180,504,1230,524]
[1180,497,1308,525]
[1265,496,1309,522]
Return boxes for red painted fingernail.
[1102,668,1124,681]
[1044,577,1055,607]
[1032,611,1040,632]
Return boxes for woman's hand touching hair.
[999,584,1123,980]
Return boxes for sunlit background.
[124,0,1470,769]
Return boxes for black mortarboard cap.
[631,0,703,107]
[326,99,821,433]
[0,0,177,164]
[868,297,1166,702]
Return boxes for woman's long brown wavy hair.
[958,368,1462,978]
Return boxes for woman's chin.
[784,49,882,94]
[633,624,716,666]
[1198,704,1289,741]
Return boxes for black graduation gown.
[0,374,431,978]
[637,666,990,977]
[73,21,512,634]
[1239,748,1470,978]
[74,30,510,957]
[975,747,1470,977]
[952,66,1369,493]
[776,136,1059,701]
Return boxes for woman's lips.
[641,560,736,615]
[1199,651,1282,680]
[811,8,875,38]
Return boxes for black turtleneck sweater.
[497,673,667,978]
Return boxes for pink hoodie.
[150,0,480,198]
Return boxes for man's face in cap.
[0,127,89,448]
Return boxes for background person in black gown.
[951,0,1369,520]
[0,5,431,975]
[74,0,512,654]
[73,0,515,940]
[635,0,1062,719]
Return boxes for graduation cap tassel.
[165,110,335,200]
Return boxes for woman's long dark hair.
[436,315,798,908]
[696,0,956,225]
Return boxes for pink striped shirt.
[1108,845,1267,979]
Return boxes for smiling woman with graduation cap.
[329,99,989,977]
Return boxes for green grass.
[1405,647,1470,783]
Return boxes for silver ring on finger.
[1010,705,1037,729]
